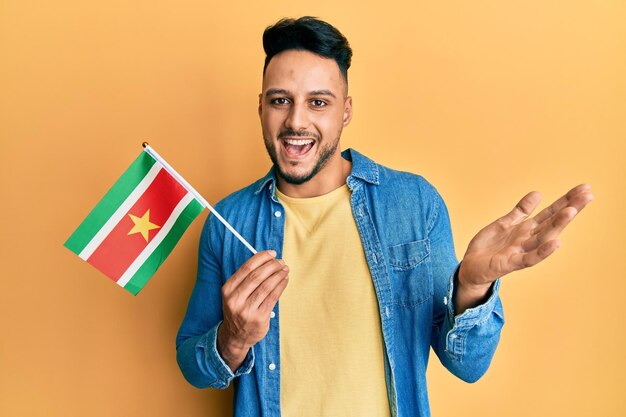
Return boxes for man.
[176,17,593,417]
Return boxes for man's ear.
[258,93,263,118]
[343,96,353,127]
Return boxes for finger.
[248,268,289,310]
[223,250,277,296]
[566,190,595,214]
[258,275,289,315]
[531,192,594,236]
[523,206,577,252]
[233,258,288,301]
[533,184,592,225]
[531,190,594,235]
[511,240,561,270]
[499,191,542,226]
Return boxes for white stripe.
[78,163,162,260]
[116,193,195,287]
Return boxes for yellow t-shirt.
[277,185,391,417]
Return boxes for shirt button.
[443,296,448,305]
[270,311,276,318]
[450,334,457,339]
[268,363,276,371]
[274,210,282,217]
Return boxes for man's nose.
[285,103,310,131]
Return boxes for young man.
[176,17,593,417]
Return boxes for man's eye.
[311,99,327,107]
[271,98,290,105]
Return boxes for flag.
[65,150,204,295]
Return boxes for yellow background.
[1,1,624,416]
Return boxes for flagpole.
[141,142,257,255]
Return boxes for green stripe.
[123,198,204,295]
[64,151,157,254]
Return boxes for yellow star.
[128,209,161,242]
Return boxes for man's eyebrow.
[310,89,336,99]
[265,88,290,96]
[264,88,337,99]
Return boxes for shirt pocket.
[387,239,433,307]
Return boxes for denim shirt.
[176,149,504,417]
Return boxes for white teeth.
[284,139,314,146]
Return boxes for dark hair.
[262,16,352,82]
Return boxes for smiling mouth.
[280,138,315,158]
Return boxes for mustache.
[278,129,320,140]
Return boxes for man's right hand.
[217,250,289,371]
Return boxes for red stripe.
[87,168,187,282]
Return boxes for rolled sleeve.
[177,321,255,389]
[444,271,503,361]
[203,322,255,381]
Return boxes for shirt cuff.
[446,264,501,324]
[438,264,501,362]
[201,321,255,385]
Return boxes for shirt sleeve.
[428,188,505,383]
[175,213,255,389]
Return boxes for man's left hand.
[455,184,594,314]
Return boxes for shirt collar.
[253,148,380,196]
[343,148,380,187]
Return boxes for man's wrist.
[217,323,250,372]
[454,263,493,316]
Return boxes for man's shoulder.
[349,148,439,197]
[353,150,448,232]
[379,163,434,189]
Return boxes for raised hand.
[456,184,594,314]
[217,250,289,371]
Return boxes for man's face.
[259,50,352,185]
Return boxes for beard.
[264,129,341,185]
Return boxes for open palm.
[459,184,594,288]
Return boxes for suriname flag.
[64,150,204,295]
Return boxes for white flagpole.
[142,142,257,255]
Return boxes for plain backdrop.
[1,1,624,416]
